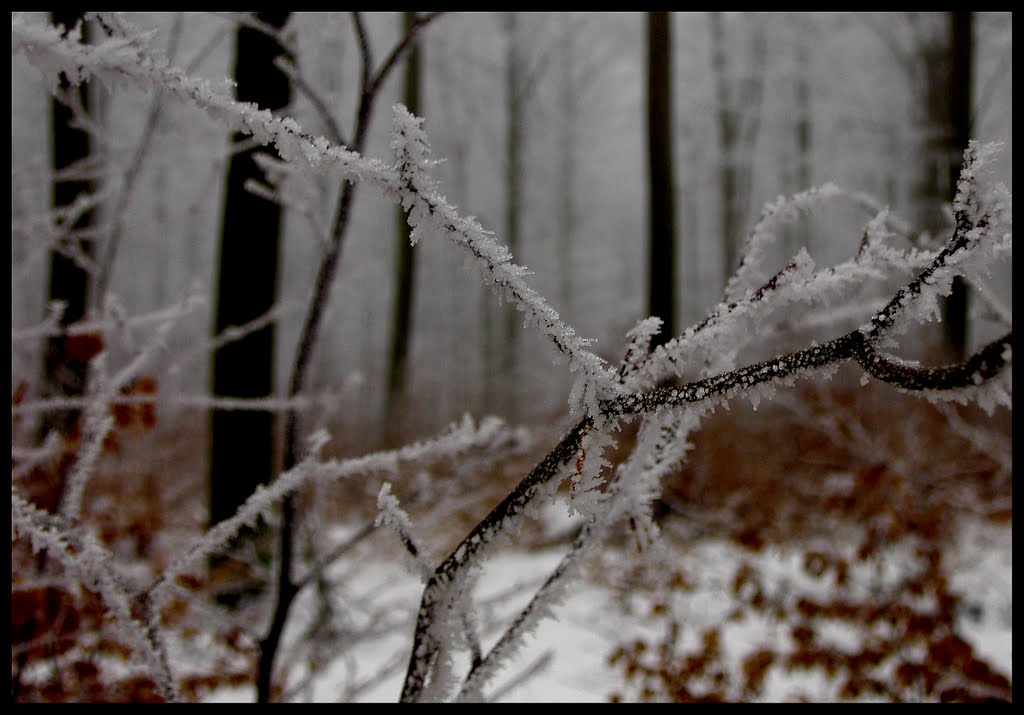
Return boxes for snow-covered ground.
[203,513,1010,703]
[482,517,1011,703]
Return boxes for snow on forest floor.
[483,517,1011,703]
[204,512,1011,703]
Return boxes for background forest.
[11,12,1012,703]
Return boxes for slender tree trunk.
[557,12,576,317]
[208,12,291,603]
[913,12,972,361]
[20,13,97,696]
[710,13,735,288]
[40,11,96,443]
[647,11,677,348]
[501,12,525,419]
[787,23,812,260]
[943,11,971,360]
[711,13,765,291]
[385,11,423,438]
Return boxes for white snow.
[196,512,1010,703]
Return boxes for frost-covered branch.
[53,290,196,523]
[273,55,345,145]
[400,417,592,701]
[12,491,179,701]
[390,105,618,415]
[401,141,1010,702]
[12,15,616,415]
[147,415,518,606]
[376,483,437,582]
[13,286,205,346]
[605,163,1012,415]
[92,12,185,305]
[166,298,304,379]
[12,13,397,187]
[604,330,1010,419]
[11,432,62,482]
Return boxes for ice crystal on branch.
[388,104,619,417]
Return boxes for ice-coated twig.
[726,182,891,303]
[166,298,301,379]
[400,417,592,701]
[376,483,436,582]
[11,432,62,482]
[147,414,517,606]
[390,105,618,416]
[486,650,554,703]
[455,410,696,702]
[12,491,179,702]
[92,12,185,305]
[13,15,616,417]
[12,13,397,187]
[60,296,190,522]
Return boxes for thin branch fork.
[399,170,1011,700]
[401,322,1011,700]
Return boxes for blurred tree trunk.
[20,13,98,696]
[912,12,972,361]
[710,12,736,291]
[710,12,765,291]
[647,11,677,348]
[501,11,525,418]
[557,12,577,318]
[783,17,813,260]
[385,11,423,438]
[40,11,96,443]
[208,12,291,602]
[943,11,972,360]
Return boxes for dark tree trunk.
[646,11,677,348]
[913,13,972,361]
[20,14,98,695]
[385,11,423,437]
[943,11,972,360]
[209,12,291,538]
[41,11,96,442]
